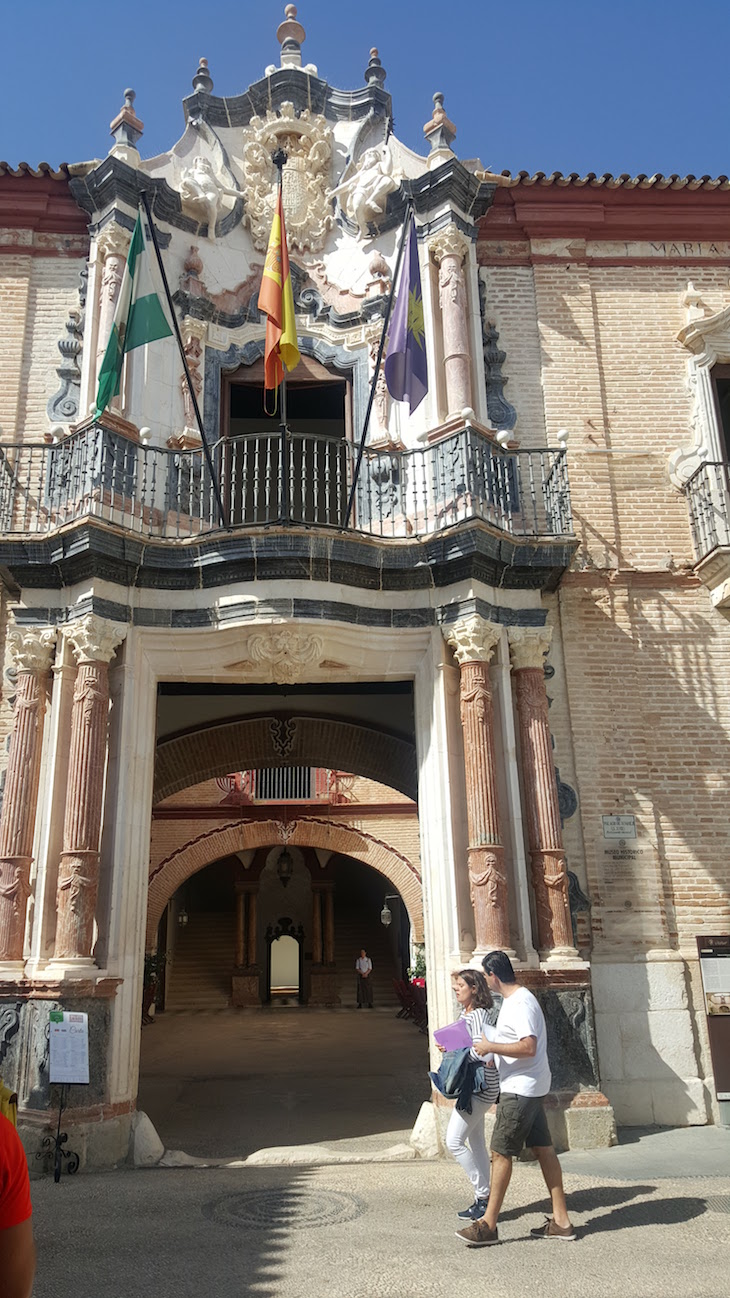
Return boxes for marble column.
[95,225,131,396]
[0,627,56,967]
[444,615,512,953]
[235,888,246,968]
[509,628,578,959]
[246,888,257,968]
[312,888,323,965]
[323,888,335,965]
[430,226,473,417]
[53,616,127,964]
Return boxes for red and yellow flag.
[259,189,300,390]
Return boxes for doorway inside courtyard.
[137,680,430,1160]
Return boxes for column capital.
[61,615,127,665]
[96,223,131,262]
[429,224,470,266]
[444,615,502,666]
[508,626,553,672]
[181,314,208,345]
[7,626,56,675]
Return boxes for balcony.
[0,422,575,594]
[683,460,730,608]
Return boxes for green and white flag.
[94,211,173,418]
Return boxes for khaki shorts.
[490,1093,552,1157]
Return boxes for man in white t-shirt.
[355,949,373,1008]
[455,950,575,1247]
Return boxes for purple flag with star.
[384,216,428,413]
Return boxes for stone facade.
[1,11,729,1166]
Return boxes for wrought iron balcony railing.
[683,460,730,562]
[0,423,573,542]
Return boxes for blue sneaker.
[457,1197,489,1220]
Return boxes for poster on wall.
[697,937,730,1101]
[49,1011,90,1085]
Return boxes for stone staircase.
[165,912,234,1010]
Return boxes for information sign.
[49,1011,90,1085]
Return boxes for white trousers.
[445,1097,491,1200]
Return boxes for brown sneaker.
[455,1220,499,1247]
[529,1216,576,1241]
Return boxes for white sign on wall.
[49,1011,90,1085]
[602,815,637,839]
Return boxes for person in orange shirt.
[0,1113,35,1298]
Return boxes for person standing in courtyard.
[440,970,500,1221]
[355,948,374,1008]
[455,950,575,1247]
[0,1113,35,1297]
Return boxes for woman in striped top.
[443,969,500,1221]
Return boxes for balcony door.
[223,355,352,526]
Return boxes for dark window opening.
[712,365,730,461]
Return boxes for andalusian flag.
[95,212,173,417]
[259,189,300,390]
[384,216,428,414]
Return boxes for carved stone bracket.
[444,615,502,666]
[671,303,730,485]
[242,629,324,684]
[478,278,517,432]
[47,265,88,426]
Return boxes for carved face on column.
[515,669,549,721]
[460,674,490,728]
[469,850,505,905]
[439,258,466,311]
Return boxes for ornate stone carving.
[478,278,517,432]
[180,316,207,434]
[444,615,502,666]
[429,226,470,267]
[96,224,131,264]
[241,103,333,253]
[430,226,473,415]
[508,626,553,672]
[47,265,87,425]
[0,1004,20,1065]
[328,142,399,239]
[62,615,127,665]
[245,630,324,684]
[671,303,730,485]
[7,627,56,676]
[270,718,297,758]
[369,339,390,436]
[178,156,241,242]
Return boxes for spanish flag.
[259,189,300,390]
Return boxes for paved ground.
[138,1008,430,1159]
[30,1153,730,1298]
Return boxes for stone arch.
[146,816,423,947]
[154,713,417,804]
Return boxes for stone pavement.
[29,1152,730,1298]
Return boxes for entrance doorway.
[267,925,303,1004]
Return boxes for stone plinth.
[231,970,261,1007]
[309,967,341,1006]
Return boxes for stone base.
[309,967,341,1006]
[231,971,261,1007]
[424,1087,616,1153]
[20,1111,132,1179]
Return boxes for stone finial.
[364,47,387,86]
[444,615,502,666]
[423,91,456,153]
[277,5,306,69]
[192,57,214,94]
[508,627,553,672]
[109,89,144,153]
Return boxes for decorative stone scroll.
[243,630,324,684]
[508,627,577,958]
[0,627,56,965]
[430,226,473,417]
[53,617,127,962]
[444,616,511,952]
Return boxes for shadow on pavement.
[500,1183,657,1222]
[581,1195,708,1235]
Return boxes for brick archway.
[146,816,423,946]
[153,714,418,804]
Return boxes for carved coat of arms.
[240,102,333,254]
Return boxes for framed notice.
[697,937,730,1101]
[49,1011,90,1085]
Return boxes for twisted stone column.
[430,227,472,417]
[53,616,126,963]
[95,225,131,391]
[509,628,577,958]
[0,627,56,966]
[444,615,511,952]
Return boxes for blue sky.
[2,0,728,177]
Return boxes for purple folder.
[433,1018,474,1051]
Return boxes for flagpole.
[138,189,229,531]
[343,200,413,530]
[272,148,290,526]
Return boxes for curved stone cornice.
[444,615,502,665]
[508,626,553,671]
[62,615,127,665]
[7,626,56,675]
[429,224,470,265]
